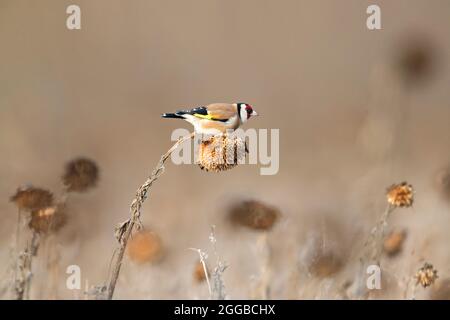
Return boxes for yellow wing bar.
[193,113,214,120]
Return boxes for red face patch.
[245,104,253,115]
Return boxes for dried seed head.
[10,186,54,211]
[228,200,280,231]
[298,228,345,279]
[415,263,438,288]
[193,261,209,283]
[127,230,163,264]
[63,158,99,192]
[198,135,246,172]
[386,182,414,208]
[28,205,67,234]
[308,252,343,278]
[383,229,407,257]
[396,38,435,85]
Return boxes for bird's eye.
[245,105,253,114]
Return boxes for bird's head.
[238,103,258,122]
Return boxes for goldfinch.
[162,103,258,135]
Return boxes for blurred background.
[0,0,449,299]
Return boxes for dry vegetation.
[5,158,99,299]
[0,1,449,301]
[3,139,447,300]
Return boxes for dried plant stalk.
[209,226,228,300]
[15,231,39,300]
[44,234,61,299]
[365,204,396,263]
[190,226,228,300]
[106,132,195,299]
[190,248,212,297]
[15,209,22,256]
[12,208,23,295]
[251,232,272,299]
[352,204,396,298]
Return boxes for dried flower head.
[228,200,280,231]
[193,260,209,283]
[396,38,435,84]
[29,205,67,234]
[198,134,246,172]
[308,252,343,278]
[63,158,99,192]
[415,263,438,288]
[386,182,414,208]
[10,186,54,211]
[383,229,407,257]
[127,230,163,264]
[298,219,347,279]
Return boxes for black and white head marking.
[238,103,249,122]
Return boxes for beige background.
[0,0,449,299]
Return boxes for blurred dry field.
[0,0,450,299]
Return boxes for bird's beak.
[251,110,258,116]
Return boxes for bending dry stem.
[15,231,39,300]
[106,132,195,299]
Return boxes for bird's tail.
[161,112,184,119]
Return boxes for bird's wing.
[175,106,209,117]
[203,103,237,121]
[176,103,236,122]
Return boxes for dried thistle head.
[127,230,163,264]
[62,158,99,192]
[228,200,280,231]
[386,182,414,208]
[193,260,209,283]
[10,186,54,211]
[383,229,407,257]
[415,263,438,288]
[198,134,246,172]
[28,205,67,234]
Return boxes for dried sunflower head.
[10,186,54,211]
[127,230,163,264]
[395,38,435,85]
[197,134,246,172]
[62,158,99,192]
[298,229,345,279]
[228,200,280,231]
[386,182,414,208]
[308,252,343,278]
[383,229,407,257]
[29,205,67,234]
[415,263,438,288]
